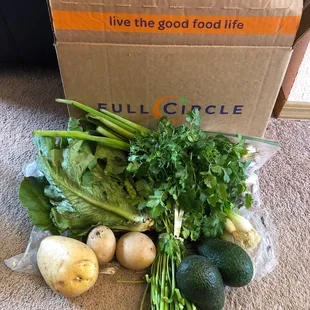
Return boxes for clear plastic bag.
[231,135,278,279]
[5,135,279,279]
[240,204,277,280]
[4,226,51,276]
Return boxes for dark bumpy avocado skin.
[176,255,225,310]
[197,238,254,287]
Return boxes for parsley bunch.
[127,110,251,241]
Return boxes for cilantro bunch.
[127,110,251,240]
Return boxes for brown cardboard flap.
[49,0,303,47]
[282,30,310,98]
[55,0,297,10]
[294,3,310,46]
[274,87,287,118]
[53,0,298,9]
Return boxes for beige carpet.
[1,67,309,310]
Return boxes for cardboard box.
[274,3,310,119]
[47,0,308,137]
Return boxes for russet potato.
[116,232,156,271]
[86,225,116,265]
[37,236,99,297]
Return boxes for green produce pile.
[19,99,263,310]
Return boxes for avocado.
[176,255,225,310]
[197,238,254,287]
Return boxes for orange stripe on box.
[52,11,300,35]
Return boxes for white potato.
[86,226,116,265]
[116,232,156,271]
[37,236,99,297]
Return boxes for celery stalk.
[96,126,124,141]
[89,115,134,140]
[56,98,149,136]
[33,130,130,151]
[99,107,151,135]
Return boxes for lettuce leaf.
[19,177,59,235]
[19,136,152,236]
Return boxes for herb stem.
[140,282,150,310]
[117,280,145,284]
[171,258,175,300]
[173,207,184,238]
[160,253,166,310]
